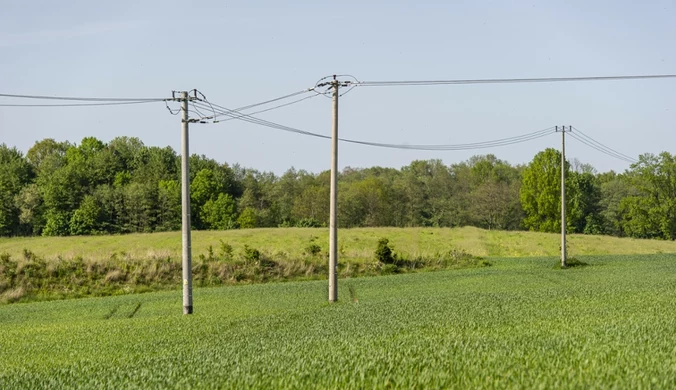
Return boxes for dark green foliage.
[219,240,233,260]
[0,144,34,236]
[620,152,676,240]
[520,148,573,232]
[242,245,261,262]
[295,218,322,228]
[375,238,396,264]
[303,236,322,257]
[569,170,603,234]
[237,207,257,229]
[201,193,237,230]
[2,136,674,240]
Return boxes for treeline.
[1,137,675,239]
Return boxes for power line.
[233,89,314,111]
[0,93,167,102]
[355,74,676,87]
[568,128,637,164]
[193,100,331,139]
[340,127,555,151]
[193,100,556,151]
[0,100,163,107]
[569,133,635,164]
[213,94,320,122]
[179,88,319,122]
[571,127,636,162]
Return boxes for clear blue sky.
[1,0,674,174]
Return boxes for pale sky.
[1,0,674,174]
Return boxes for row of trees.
[1,137,675,239]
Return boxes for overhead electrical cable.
[0,100,164,107]
[568,129,636,164]
[192,100,332,139]
[355,74,676,87]
[338,127,555,150]
[571,127,637,162]
[213,94,320,123]
[0,93,167,102]
[192,100,556,151]
[233,89,313,111]
[568,133,635,164]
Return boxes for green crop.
[1,254,675,388]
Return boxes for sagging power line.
[191,99,557,151]
[354,74,676,87]
[569,127,637,164]
[0,93,167,102]
[0,101,163,107]
[196,95,637,162]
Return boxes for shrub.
[219,240,233,260]
[237,208,257,229]
[22,248,36,261]
[242,245,261,263]
[375,238,396,264]
[303,236,322,257]
[304,243,322,257]
[381,264,399,275]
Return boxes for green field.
[2,226,676,262]
[1,254,675,388]
[3,227,676,303]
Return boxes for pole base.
[183,305,193,315]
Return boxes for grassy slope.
[1,254,675,388]
[1,226,675,263]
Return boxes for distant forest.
[1,137,675,240]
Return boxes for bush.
[304,243,321,257]
[303,236,322,257]
[219,240,233,260]
[242,245,261,263]
[381,263,399,275]
[237,208,257,229]
[375,238,396,264]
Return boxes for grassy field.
[1,226,675,263]
[3,227,676,303]
[1,254,675,388]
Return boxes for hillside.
[2,226,676,263]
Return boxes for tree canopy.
[0,137,672,241]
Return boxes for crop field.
[1,254,675,388]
